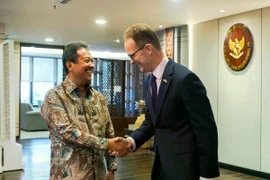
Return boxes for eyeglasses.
[128,44,146,60]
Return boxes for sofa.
[20,102,48,131]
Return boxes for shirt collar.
[62,77,92,95]
[152,56,169,80]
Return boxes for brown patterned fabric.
[41,77,117,180]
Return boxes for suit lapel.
[153,60,174,125]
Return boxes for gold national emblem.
[223,23,253,71]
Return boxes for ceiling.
[0,0,270,53]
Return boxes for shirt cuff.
[126,137,136,151]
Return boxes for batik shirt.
[41,77,117,180]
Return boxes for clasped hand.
[107,137,132,157]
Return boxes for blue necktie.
[151,74,157,108]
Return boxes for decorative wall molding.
[0,40,23,172]
[3,43,10,140]
[165,28,174,59]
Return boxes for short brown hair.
[124,23,161,51]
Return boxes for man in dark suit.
[123,23,220,180]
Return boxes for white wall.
[0,44,3,138]
[192,8,270,173]
[261,7,270,173]
[218,9,262,171]
[191,20,219,121]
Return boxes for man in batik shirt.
[41,41,130,180]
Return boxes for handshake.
[107,137,132,157]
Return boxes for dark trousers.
[151,152,165,180]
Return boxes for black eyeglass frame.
[128,44,146,60]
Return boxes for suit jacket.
[130,59,219,180]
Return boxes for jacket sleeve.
[41,90,109,150]
[181,72,220,178]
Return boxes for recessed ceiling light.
[45,38,54,42]
[220,10,225,13]
[95,19,106,24]
[159,25,163,28]
[113,39,120,43]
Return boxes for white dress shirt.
[151,57,169,95]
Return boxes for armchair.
[20,102,48,131]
